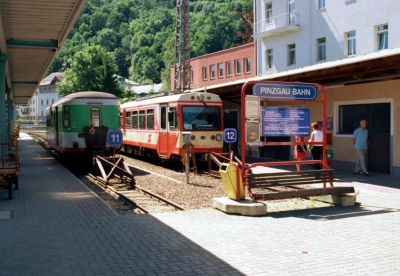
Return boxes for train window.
[168,107,178,131]
[119,113,122,128]
[132,111,138,129]
[139,110,146,129]
[160,106,167,130]
[126,111,132,128]
[62,106,70,128]
[147,109,154,129]
[182,106,221,130]
[91,107,100,127]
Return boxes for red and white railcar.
[120,92,224,159]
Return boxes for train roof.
[51,91,119,108]
[121,92,222,109]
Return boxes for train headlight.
[197,94,205,101]
[216,134,222,141]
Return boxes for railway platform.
[1,133,399,275]
[0,134,240,276]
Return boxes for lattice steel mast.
[174,0,190,94]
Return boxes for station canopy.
[0,0,87,105]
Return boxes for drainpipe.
[0,54,7,163]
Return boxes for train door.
[158,105,169,157]
[55,106,59,145]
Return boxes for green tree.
[57,44,123,97]
[50,0,253,87]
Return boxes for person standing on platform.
[353,119,369,176]
[309,122,323,169]
[294,136,307,172]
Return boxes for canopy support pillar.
[0,54,7,163]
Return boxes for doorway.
[338,102,391,174]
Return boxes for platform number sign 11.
[224,128,237,144]
[108,130,123,147]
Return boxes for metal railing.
[254,12,299,35]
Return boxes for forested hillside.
[50,0,253,87]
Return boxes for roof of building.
[191,48,400,92]
[39,72,64,86]
[190,42,254,62]
[131,84,163,95]
[115,75,139,86]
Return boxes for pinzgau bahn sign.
[253,83,317,101]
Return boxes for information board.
[253,83,317,101]
[262,107,310,136]
[107,130,123,147]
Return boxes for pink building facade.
[170,43,255,90]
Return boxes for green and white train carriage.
[46,91,120,157]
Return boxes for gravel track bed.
[122,155,225,209]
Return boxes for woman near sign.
[309,122,323,169]
[294,136,307,172]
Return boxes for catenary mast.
[174,0,191,94]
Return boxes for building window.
[235,59,242,75]
[265,1,272,23]
[46,99,49,105]
[202,67,208,81]
[41,99,43,106]
[266,49,273,69]
[346,30,356,56]
[245,57,251,73]
[210,64,216,79]
[377,24,388,50]
[317,37,326,61]
[317,0,325,9]
[288,44,296,65]
[190,70,194,83]
[288,0,296,25]
[226,61,232,77]
[217,63,224,78]
[52,99,54,104]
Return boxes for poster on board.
[262,107,310,136]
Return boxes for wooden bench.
[247,169,355,201]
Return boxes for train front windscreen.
[182,106,222,131]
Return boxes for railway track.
[87,174,184,214]
[23,129,219,210]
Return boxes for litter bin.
[219,162,245,200]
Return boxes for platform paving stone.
[0,134,241,276]
[1,133,400,275]
[154,188,400,275]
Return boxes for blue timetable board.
[262,107,310,136]
[253,83,317,101]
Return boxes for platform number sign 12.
[224,128,237,144]
[108,130,123,147]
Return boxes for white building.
[17,72,63,123]
[254,0,400,75]
[252,0,400,176]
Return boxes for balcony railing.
[254,12,300,37]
